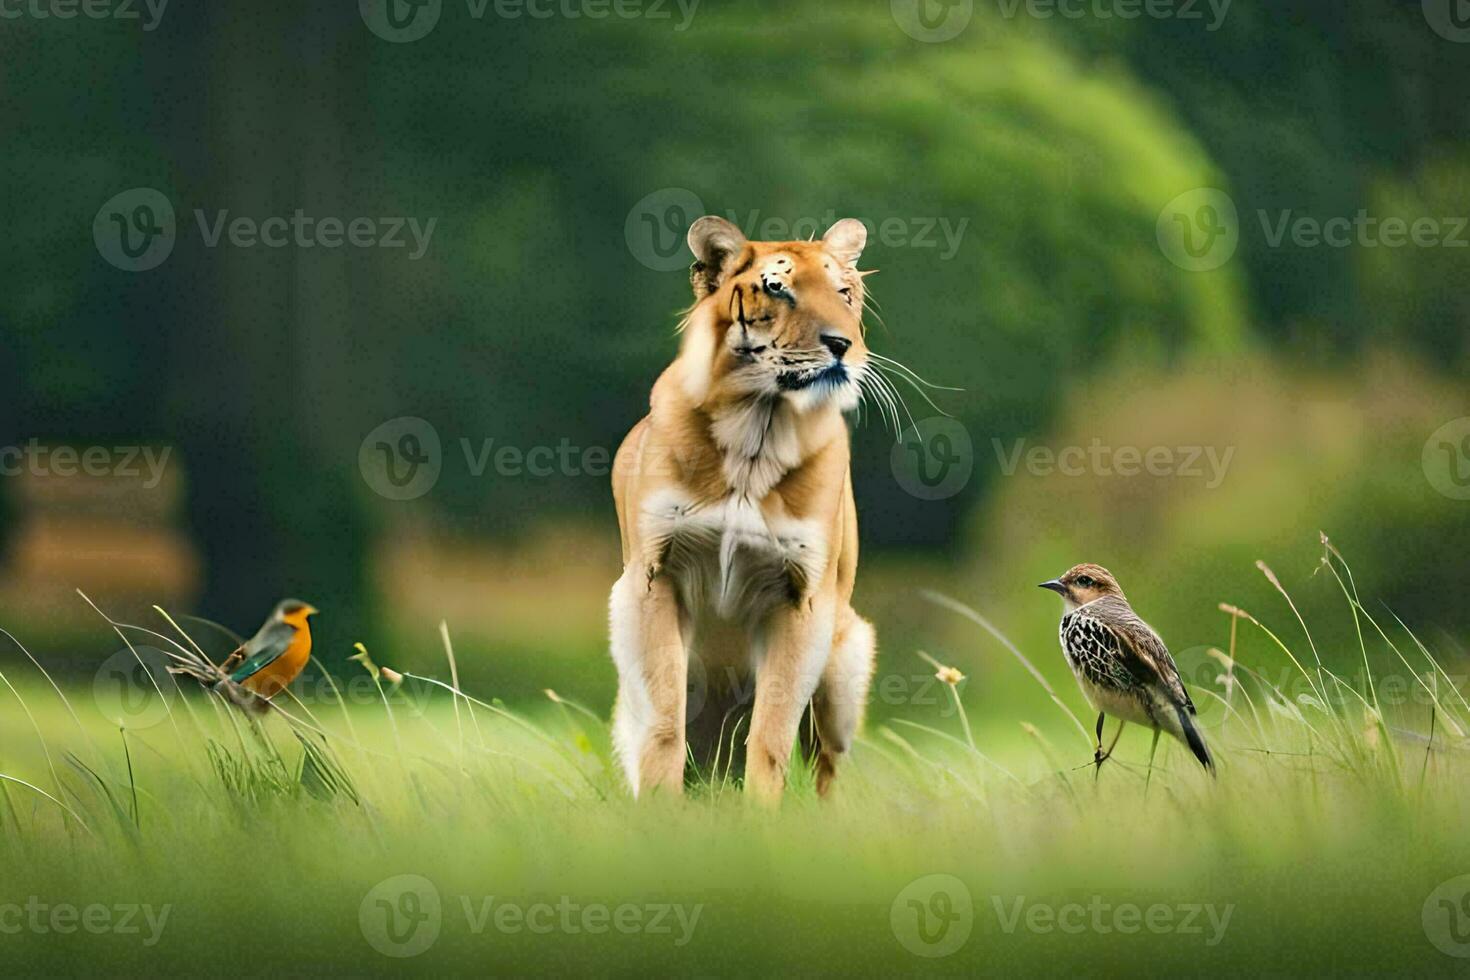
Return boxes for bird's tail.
[1174,704,1215,776]
[165,653,222,688]
[165,649,268,714]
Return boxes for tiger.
[609,214,878,803]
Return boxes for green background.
[2,0,1468,785]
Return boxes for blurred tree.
[1078,0,1470,363]
[1360,152,1470,362]
[964,354,1470,687]
[2,0,1466,651]
[356,4,1249,548]
[158,2,373,650]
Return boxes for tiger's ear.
[688,215,748,299]
[822,218,867,268]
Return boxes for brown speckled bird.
[1039,564,1213,777]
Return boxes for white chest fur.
[708,397,803,502]
[640,488,827,621]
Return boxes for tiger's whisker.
[858,369,899,438]
[869,366,914,438]
[869,352,964,392]
[871,359,953,419]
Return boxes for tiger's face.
[684,215,869,413]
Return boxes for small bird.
[1039,564,1213,777]
[217,599,319,698]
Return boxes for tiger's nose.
[820,334,851,359]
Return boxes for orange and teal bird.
[215,599,319,699]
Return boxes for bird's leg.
[1093,713,1122,778]
[1145,728,1162,795]
[1093,713,1106,777]
[1095,718,1126,779]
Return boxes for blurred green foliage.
[953,356,1470,725]
[1,1,1466,663]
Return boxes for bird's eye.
[1076,576,1094,588]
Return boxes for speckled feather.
[1060,594,1194,715]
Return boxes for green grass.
[2,544,1469,976]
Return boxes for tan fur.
[609,216,876,803]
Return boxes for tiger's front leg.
[609,567,688,797]
[744,592,835,805]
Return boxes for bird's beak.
[1038,580,1067,595]
[303,605,319,618]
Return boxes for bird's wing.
[1084,596,1195,713]
[228,622,295,683]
